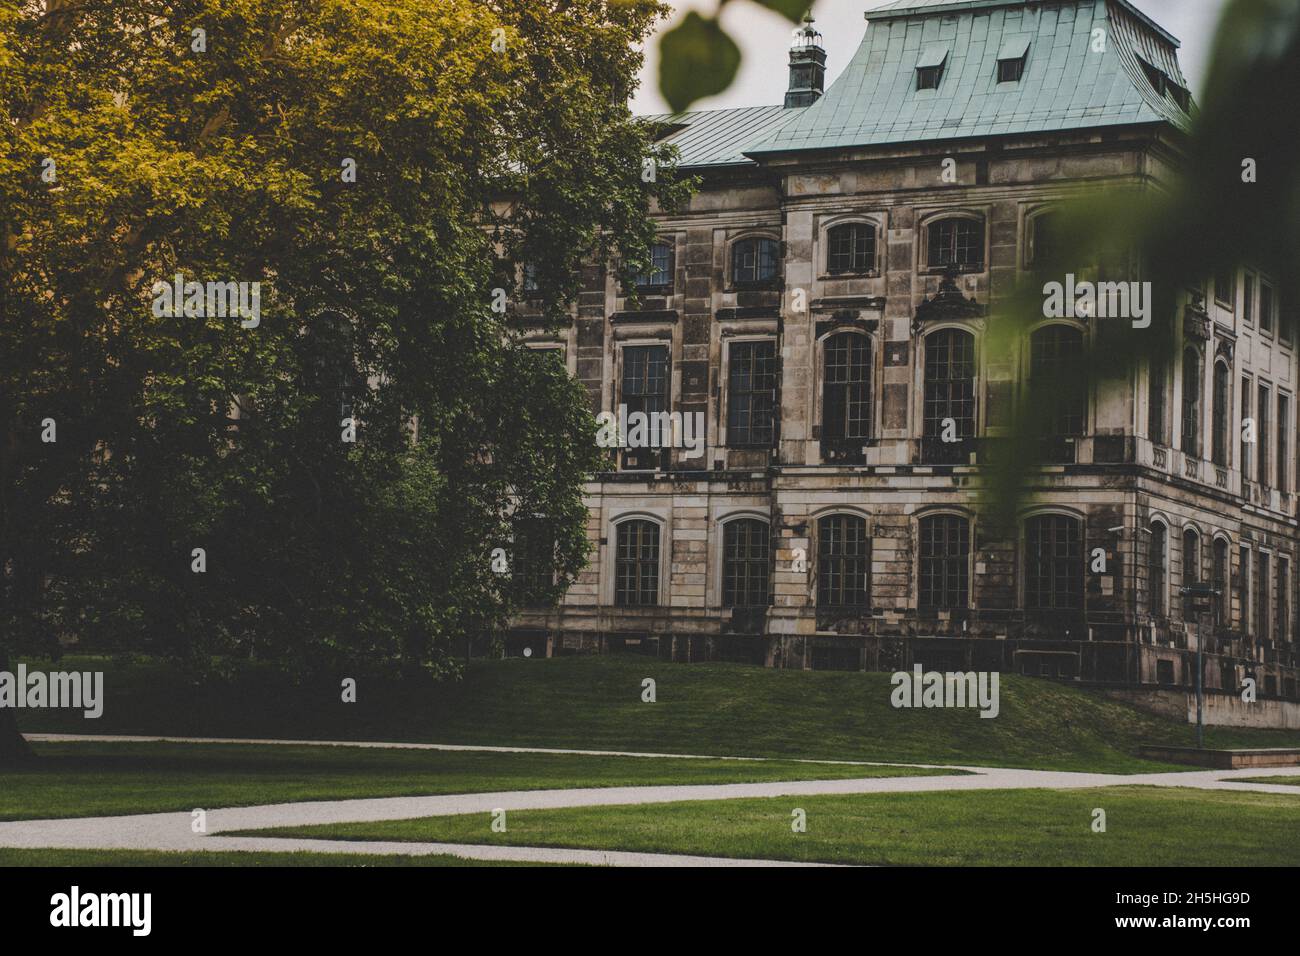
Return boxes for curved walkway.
[6,734,1300,866]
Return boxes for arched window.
[1148,521,1167,618]
[823,332,872,441]
[732,237,780,287]
[1025,514,1082,611]
[1030,326,1085,437]
[1212,361,1230,466]
[826,223,877,275]
[926,216,984,271]
[1213,538,1229,625]
[919,514,970,610]
[924,328,976,440]
[817,514,869,608]
[615,520,660,607]
[1181,347,1202,457]
[722,519,770,608]
[1182,528,1200,617]
[635,242,674,292]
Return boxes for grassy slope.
[0,742,944,822]
[1232,776,1300,786]
[17,654,1300,772]
[248,786,1300,866]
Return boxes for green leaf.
[659,13,742,113]
[751,0,812,23]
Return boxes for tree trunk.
[0,649,36,768]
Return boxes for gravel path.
[6,734,1299,867]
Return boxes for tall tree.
[0,0,690,763]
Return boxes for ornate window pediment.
[912,266,986,334]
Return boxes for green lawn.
[0,847,532,867]
[244,786,1300,867]
[1232,776,1300,786]
[0,740,946,821]
[17,654,1300,772]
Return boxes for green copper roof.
[747,0,1192,158]
[641,104,805,169]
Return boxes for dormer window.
[916,45,948,91]
[1137,55,1191,113]
[1137,56,1168,96]
[1168,82,1191,112]
[997,36,1030,83]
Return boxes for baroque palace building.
[509,0,1299,705]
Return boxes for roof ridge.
[865,0,1180,49]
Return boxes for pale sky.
[631,0,1232,116]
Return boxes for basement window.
[916,44,948,90]
[997,35,1030,83]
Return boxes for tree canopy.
[0,0,690,704]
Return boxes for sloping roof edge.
[864,0,1180,48]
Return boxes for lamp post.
[1180,583,1220,749]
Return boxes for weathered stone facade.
[509,0,1299,707]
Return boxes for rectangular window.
[1149,358,1166,445]
[1256,551,1270,640]
[1241,376,1253,479]
[511,518,555,608]
[1214,540,1229,626]
[1260,281,1275,334]
[1215,268,1235,307]
[1279,557,1290,644]
[1243,274,1255,325]
[621,345,669,419]
[916,65,943,90]
[1148,524,1167,618]
[1182,531,1200,621]
[635,243,673,291]
[727,341,777,448]
[1278,394,1290,492]
[823,333,872,441]
[1181,349,1202,457]
[996,36,1031,83]
[1258,384,1271,487]
[924,329,976,440]
[1239,546,1251,634]
[620,345,670,469]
